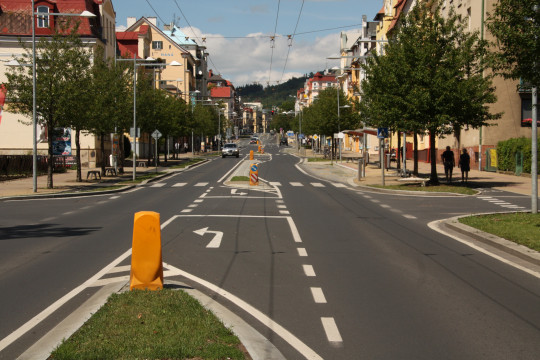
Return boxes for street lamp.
[116,56,181,180]
[28,2,95,192]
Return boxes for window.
[152,41,163,50]
[521,96,533,127]
[37,6,49,28]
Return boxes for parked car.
[222,143,239,158]
[249,137,258,144]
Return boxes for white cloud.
[180,26,344,87]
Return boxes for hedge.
[497,137,540,174]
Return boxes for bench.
[86,170,101,180]
[105,167,117,176]
[137,161,148,168]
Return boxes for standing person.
[459,148,471,183]
[441,146,455,183]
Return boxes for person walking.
[459,148,471,183]
[441,146,455,183]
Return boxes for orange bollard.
[130,211,163,291]
[249,163,259,186]
[258,145,262,153]
[250,150,254,160]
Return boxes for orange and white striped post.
[249,163,259,186]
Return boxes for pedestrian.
[459,148,471,183]
[441,146,455,183]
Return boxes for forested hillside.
[237,75,312,109]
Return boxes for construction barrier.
[130,211,163,291]
[250,150,254,160]
[249,163,259,186]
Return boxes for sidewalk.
[0,153,203,199]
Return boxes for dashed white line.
[109,196,120,199]
[321,317,343,342]
[269,182,282,186]
[303,265,316,277]
[297,248,308,257]
[151,183,166,188]
[195,182,209,187]
[279,210,290,215]
[290,182,303,187]
[332,183,347,188]
[311,183,325,187]
[173,183,187,187]
[403,214,417,219]
[188,204,198,208]
[310,287,327,304]
[181,209,193,213]
[194,199,204,203]
[380,204,391,208]
[370,199,380,203]
[277,205,287,209]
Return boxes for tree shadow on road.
[0,223,101,240]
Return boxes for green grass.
[459,213,540,251]
[231,176,249,182]
[370,183,478,195]
[50,289,247,360]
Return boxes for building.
[0,0,114,168]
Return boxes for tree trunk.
[397,133,401,170]
[75,128,82,182]
[429,129,439,185]
[47,130,54,189]
[100,132,106,176]
[413,131,419,176]
[119,135,125,174]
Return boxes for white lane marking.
[195,182,209,187]
[297,248,308,257]
[371,199,380,203]
[428,219,540,279]
[269,182,282,186]
[279,210,290,215]
[188,204,198,208]
[109,196,120,200]
[41,217,57,222]
[479,196,493,199]
[380,204,391,208]
[332,183,347,188]
[321,317,343,342]
[181,209,193,213]
[287,217,302,243]
[303,265,316,277]
[363,195,372,199]
[311,183,325,187]
[403,214,417,219]
[0,248,132,352]
[200,192,207,198]
[164,262,323,360]
[276,200,284,203]
[108,265,131,273]
[62,211,75,215]
[290,182,303,187]
[311,287,327,304]
[277,205,287,209]
[218,159,245,183]
[151,183,166,188]
[172,182,187,187]
[194,199,204,203]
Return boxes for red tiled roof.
[116,31,138,40]
[211,87,231,98]
[138,25,149,35]
[388,0,408,33]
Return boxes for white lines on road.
[195,182,209,187]
[279,210,290,215]
[194,199,204,203]
[172,182,187,187]
[277,205,287,209]
[151,183,166,188]
[310,287,327,304]
[290,182,303,187]
[332,183,347,188]
[321,317,343,343]
[181,209,193,213]
[370,199,380,203]
[478,195,526,210]
[403,214,417,219]
[188,204,198,208]
[109,196,120,200]
[303,265,316,277]
[62,211,75,215]
[311,182,325,187]
[297,248,308,257]
[269,181,282,186]
[380,204,391,209]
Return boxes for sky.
[113,0,383,87]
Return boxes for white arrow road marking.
[231,188,247,195]
[193,227,224,248]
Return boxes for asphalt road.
[0,134,539,359]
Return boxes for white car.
[222,143,239,158]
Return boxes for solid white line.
[310,287,327,304]
[163,262,323,360]
[303,265,316,277]
[217,159,245,183]
[297,248,308,257]
[428,219,540,279]
[321,317,343,342]
[286,217,303,243]
[0,248,132,352]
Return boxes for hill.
[237,75,312,110]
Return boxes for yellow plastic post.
[249,163,259,186]
[258,145,262,153]
[130,211,163,291]
[250,150,254,160]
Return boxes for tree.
[359,2,500,184]
[5,22,93,189]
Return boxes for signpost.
[377,128,389,186]
[152,130,162,172]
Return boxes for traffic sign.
[130,127,140,138]
[377,128,389,139]
[251,164,258,172]
[151,130,162,140]
[313,135,319,140]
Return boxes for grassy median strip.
[459,213,540,252]
[231,176,249,182]
[50,289,248,360]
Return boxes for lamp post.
[29,1,95,192]
[116,57,181,180]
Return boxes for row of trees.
[5,22,223,189]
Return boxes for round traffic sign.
[251,164,258,172]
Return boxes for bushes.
[497,137,539,173]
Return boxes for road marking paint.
[290,182,303,187]
[275,200,284,203]
[380,204,391,208]
[363,195,372,199]
[321,317,343,342]
[277,205,287,209]
[332,183,347,188]
[297,248,308,257]
[181,209,193,213]
[403,214,417,219]
[303,265,316,277]
[311,183,325,187]
[279,210,290,215]
[311,287,327,303]
[200,193,207,198]
[269,182,282,186]
[286,217,302,243]
[194,199,204,203]
[188,204,198,208]
[370,199,380,203]
[41,217,56,222]
[151,183,166,187]
[173,182,187,187]
[109,196,120,199]
[62,211,75,215]
[195,182,209,187]
[108,265,131,273]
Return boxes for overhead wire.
[279,0,305,84]
[267,0,281,86]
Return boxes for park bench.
[105,167,117,176]
[86,170,101,180]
